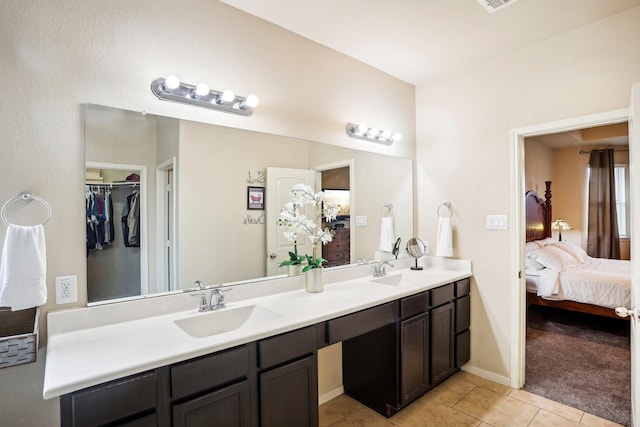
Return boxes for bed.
[525,181,630,319]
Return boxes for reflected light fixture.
[345,122,401,145]
[151,75,259,116]
[551,218,572,241]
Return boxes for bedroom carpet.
[524,305,631,426]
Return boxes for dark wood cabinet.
[454,278,471,368]
[60,370,159,427]
[60,277,471,426]
[260,355,318,427]
[172,380,251,427]
[430,302,456,385]
[400,312,429,405]
[258,326,319,427]
[342,279,471,417]
[322,229,350,267]
[170,346,252,427]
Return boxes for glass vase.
[304,267,324,293]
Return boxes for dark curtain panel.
[587,149,620,259]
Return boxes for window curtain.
[587,149,620,259]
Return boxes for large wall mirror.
[85,104,414,304]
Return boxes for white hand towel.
[378,217,395,252]
[0,224,47,311]
[435,217,453,257]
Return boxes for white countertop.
[43,257,471,399]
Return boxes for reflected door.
[266,167,318,276]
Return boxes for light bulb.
[195,83,209,97]
[355,123,368,135]
[380,130,391,140]
[391,132,402,142]
[164,75,180,90]
[244,94,259,108]
[367,128,380,138]
[221,89,236,103]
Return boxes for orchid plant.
[277,183,340,272]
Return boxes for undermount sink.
[174,305,284,338]
[370,273,405,286]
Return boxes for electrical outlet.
[55,275,78,304]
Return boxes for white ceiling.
[220,0,640,85]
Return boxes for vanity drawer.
[171,345,250,400]
[327,301,398,344]
[455,278,470,297]
[401,291,429,319]
[258,325,317,369]
[324,250,349,264]
[431,283,454,308]
[60,370,157,427]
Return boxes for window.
[614,164,630,238]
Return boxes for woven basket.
[0,307,40,368]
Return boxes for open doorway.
[519,122,631,425]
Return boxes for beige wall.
[0,0,415,424]
[416,7,640,381]
[524,142,552,195]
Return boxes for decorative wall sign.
[247,186,265,210]
[246,170,265,185]
[243,213,265,225]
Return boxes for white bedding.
[525,240,630,309]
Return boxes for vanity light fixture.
[345,122,401,145]
[151,75,259,116]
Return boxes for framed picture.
[247,186,265,210]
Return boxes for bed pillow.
[525,242,539,255]
[552,241,588,263]
[534,238,557,247]
[527,245,579,270]
[525,257,545,271]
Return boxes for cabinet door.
[172,380,250,427]
[431,302,456,385]
[260,354,318,427]
[400,313,430,406]
[60,371,157,427]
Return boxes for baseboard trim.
[319,386,344,405]
[461,365,511,387]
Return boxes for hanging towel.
[0,224,47,311]
[378,217,395,252]
[435,217,453,257]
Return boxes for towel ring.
[1,192,52,226]
[381,203,393,218]
[437,202,452,218]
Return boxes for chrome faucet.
[373,261,394,277]
[194,293,209,312]
[189,281,231,311]
[209,287,231,310]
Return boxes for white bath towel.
[378,217,395,252]
[435,217,453,257]
[0,224,47,311]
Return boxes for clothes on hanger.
[86,185,139,255]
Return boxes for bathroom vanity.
[44,258,471,427]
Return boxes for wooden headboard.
[525,181,552,242]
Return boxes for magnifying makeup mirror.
[406,238,427,270]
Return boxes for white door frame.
[509,108,629,389]
[312,159,356,262]
[156,157,178,292]
[86,161,149,296]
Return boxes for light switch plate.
[486,214,508,230]
[355,215,368,227]
[55,275,78,304]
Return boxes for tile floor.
[319,371,623,427]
